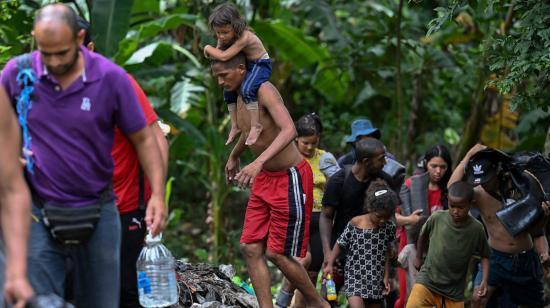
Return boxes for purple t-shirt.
[0,47,146,207]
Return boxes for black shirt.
[322,167,383,244]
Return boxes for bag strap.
[31,183,112,210]
[138,167,146,211]
[343,164,353,183]
[15,53,36,174]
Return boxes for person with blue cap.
[337,119,381,168]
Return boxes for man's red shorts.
[241,159,313,258]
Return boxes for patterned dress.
[337,221,396,299]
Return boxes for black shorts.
[308,212,323,273]
[475,249,544,307]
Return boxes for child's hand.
[322,264,333,280]
[382,276,391,296]
[477,280,488,297]
[203,45,212,58]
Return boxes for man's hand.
[407,209,423,225]
[4,275,34,308]
[540,252,550,279]
[203,45,213,58]
[322,263,333,281]
[234,160,263,188]
[477,280,488,297]
[541,201,550,217]
[225,156,240,185]
[145,194,167,237]
[465,143,487,159]
[382,276,391,296]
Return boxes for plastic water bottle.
[326,274,337,301]
[136,232,178,307]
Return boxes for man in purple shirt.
[0,4,166,307]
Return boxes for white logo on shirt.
[81,97,91,111]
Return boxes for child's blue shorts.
[224,58,272,105]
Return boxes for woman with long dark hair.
[394,144,453,308]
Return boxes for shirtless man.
[211,53,329,308]
[449,144,550,308]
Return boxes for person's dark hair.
[448,181,474,202]
[210,52,247,69]
[364,180,398,216]
[296,113,323,137]
[355,138,385,162]
[208,3,247,38]
[76,16,93,46]
[424,144,452,207]
[34,3,79,37]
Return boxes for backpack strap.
[343,164,353,183]
[15,53,36,174]
[138,167,146,211]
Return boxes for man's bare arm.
[226,133,247,184]
[0,86,34,304]
[128,126,166,236]
[253,83,296,165]
[533,230,550,278]
[150,122,169,178]
[414,228,427,270]
[319,206,335,261]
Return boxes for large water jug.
[136,232,178,307]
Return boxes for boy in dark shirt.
[406,181,491,308]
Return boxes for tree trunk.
[457,65,489,162]
[405,70,423,171]
[395,0,404,161]
[544,125,550,157]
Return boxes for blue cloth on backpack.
[15,57,36,174]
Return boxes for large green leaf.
[91,0,133,57]
[252,20,328,67]
[124,40,200,68]
[137,14,196,40]
[170,77,205,118]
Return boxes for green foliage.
[0,0,36,66]
[90,0,133,57]
[427,0,550,112]
[488,1,550,111]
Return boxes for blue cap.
[345,119,381,143]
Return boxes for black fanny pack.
[42,202,102,245]
[35,189,110,246]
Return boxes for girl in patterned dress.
[323,180,397,307]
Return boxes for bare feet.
[226,125,241,145]
[245,123,263,145]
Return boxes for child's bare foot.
[226,126,241,145]
[245,123,263,145]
